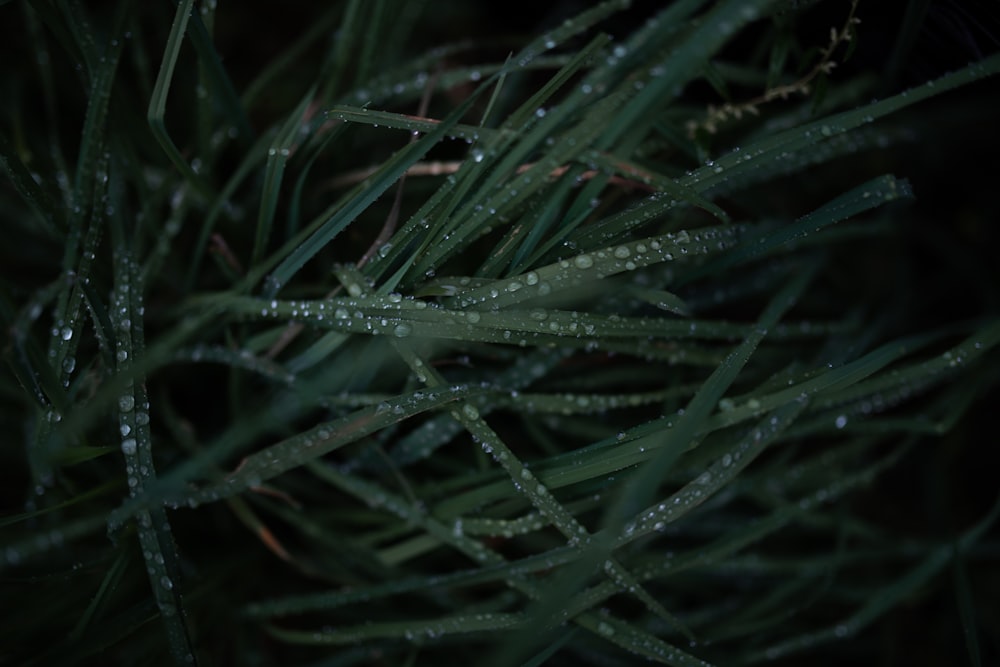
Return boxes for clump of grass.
[2,1,999,665]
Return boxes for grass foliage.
[2,1,1000,665]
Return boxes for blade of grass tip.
[478,52,511,128]
[147,0,215,200]
[676,174,913,287]
[110,233,197,665]
[182,1,253,145]
[286,117,347,240]
[610,261,816,527]
[251,87,316,266]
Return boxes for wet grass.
[2,1,999,665]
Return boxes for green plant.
[2,1,999,665]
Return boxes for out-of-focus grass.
[2,1,999,665]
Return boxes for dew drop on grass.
[392,323,412,338]
[118,395,135,412]
[835,414,848,429]
[121,438,137,455]
[60,327,73,341]
[573,255,594,269]
[462,404,479,420]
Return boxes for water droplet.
[118,395,135,412]
[462,404,479,420]
[392,323,412,338]
[121,438,137,455]
[613,246,630,259]
[60,327,73,341]
[835,415,847,429]
[573,255,594,269]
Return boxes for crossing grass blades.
[2,1,999,665]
